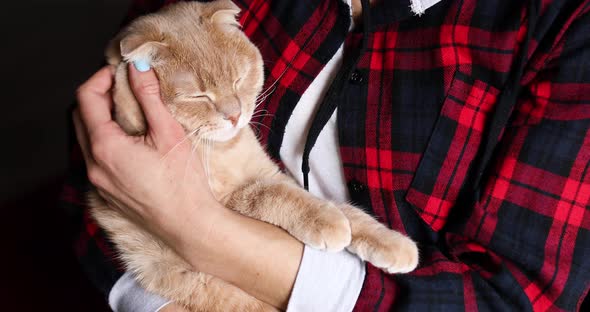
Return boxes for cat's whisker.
[253,108,269,114]
[256,84,275,100]
[255,64,289,104]
[257,50,296,102]
[256,85,277,105]
[257,81,278,96]
[160,126,202,161]
[194,133,212,187]
[255,90,275,107]
[205,140,211,179]
[255,41,309,108]
[251,113,274,119]
[250,124,261,138]
[257,79,275,97]
[198,138,206,186]
[203,138,213,186]
[182,135,201,187]
[249,121,272,132]
[251,108,274,120]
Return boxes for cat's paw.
[354,229,419,274]
[297,203,352,252]
[378,234,419,274]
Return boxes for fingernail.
[133,59,151,72]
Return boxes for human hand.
[73,64,224,248]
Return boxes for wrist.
[162,197,230,265]
[174,206,251,272]
[173,206,303,309]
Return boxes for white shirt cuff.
[109,271,172,312]
[287,245,365,312]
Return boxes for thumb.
[127,62,185,149]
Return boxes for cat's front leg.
[339,205,419,274]
[226,179,352,252]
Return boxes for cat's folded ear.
[120,33,170,63]
[209,0,241,29]
[105,29,170,65]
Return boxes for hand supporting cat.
[78,65,297,312]
[74,65,220,250]
[78,1,418,311]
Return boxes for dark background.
[0,0,131,310]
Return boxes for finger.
[72,109,95,167]
[76,66,117,132]
[127,63,185,148]
[74,109,109,191]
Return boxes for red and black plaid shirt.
[61,0,590,310]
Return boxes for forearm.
[169,204,304,310]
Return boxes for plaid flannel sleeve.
[355,4,590,311]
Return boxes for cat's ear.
[210,0,241,28]
[211,9,240,27]
[119,34,169,63]
[105,30,169,65]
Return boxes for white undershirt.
[280,51,349,203]
[282,42,365,312]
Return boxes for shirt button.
[350,181,366,193]
[349,70,364,84]
[348,180,371,213]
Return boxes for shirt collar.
[410,0,442,15]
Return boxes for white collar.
[411,0,442,15]
[343,0,442,17]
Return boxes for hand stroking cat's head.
[106,0,264,142]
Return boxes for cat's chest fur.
[194,127,280,201]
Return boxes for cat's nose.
[224,113,241,126]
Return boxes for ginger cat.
[89,1,418,311]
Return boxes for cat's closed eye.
[187,94,213,102]
[175,91,214,103]
[233,77,242,91]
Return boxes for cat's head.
[106,0,264,142]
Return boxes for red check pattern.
[61,0,590,311]
[406,72,501,231]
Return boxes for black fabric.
[301,0,372,190]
